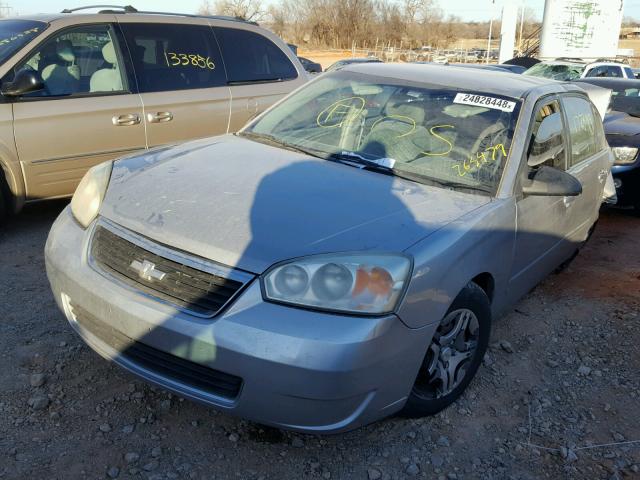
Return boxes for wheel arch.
[0,152,26,214]
[470,272,495,303]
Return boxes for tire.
[0,185,6,224]
[402,282,491,417]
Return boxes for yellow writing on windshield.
[165,52,215,70]
[452,144,508,177]
[422,125,455,156]
[370,114,416,138]
[316,97,366,128]
[0,27,40,47]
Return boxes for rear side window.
[624,67,635,78]
[214,27,297,83]
[120,23,226,93]
[563,96,599,167]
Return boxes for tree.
[212,0,266,22]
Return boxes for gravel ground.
[1,201,639,480]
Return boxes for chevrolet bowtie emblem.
[130,259,167,282]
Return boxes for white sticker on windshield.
[453,93,516,112]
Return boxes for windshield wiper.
[237,131,326,158]
[328,152,491,193]
[327,151,397,170]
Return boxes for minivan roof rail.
[60,4,257,24]
[61,5,138,13]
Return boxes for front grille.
[91,225,245,317]
[71,303,243,400]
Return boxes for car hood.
[101,135,490,274]
[604,111,640,141]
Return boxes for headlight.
[612,147,638,165]
[70,161,113,228]
[262,254,412,315]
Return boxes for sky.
[8,0,640,22]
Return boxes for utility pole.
[485,0,495,64]
[0,2,12,17]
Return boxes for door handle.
[563,196,577,208]
[112,113,141,126]
[247,98,258,114]
[147,111,174,123]
[598,169,608,184]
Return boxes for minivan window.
[120,23,226,93]
[563,96,598,167]
[15,24,126,97]
[0,20,46,67]
[215,27,297,83]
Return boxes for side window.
[624,67,635,78]
[120,23,226,93]
[214,27,297,83]
[591,104,607,151]
[527,101,566,170]
[585,66,605,78]
[607,66,623,78]
[15,24,126,97]
[563,96,599,167]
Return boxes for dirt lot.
[1,202,639,480]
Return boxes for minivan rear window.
[120,23,226,93]
[0,20,46,67]
[214,27,297,84]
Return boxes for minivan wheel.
[402,282,491,417]
[0,187,5,223]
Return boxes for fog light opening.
[60,292,78,323]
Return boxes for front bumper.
[45,207,436,433]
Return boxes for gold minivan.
[0,6,307,218]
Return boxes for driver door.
[8,22,146,200]
[508,97,575,302]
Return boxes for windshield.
[524,62,585,81]
[0,20,46,67]
[609,86,640,117]
[242,71,521,195]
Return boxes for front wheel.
[402,282,491,417]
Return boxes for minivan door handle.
[147,111,174,123]
[112,113,141,126]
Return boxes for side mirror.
[1,69,44,97]
[522,165,583,197]
[528,112,564,167]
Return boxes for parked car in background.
[324,57,383,72]
[298,56,322,74]
[490,64,526,74]
[575,77,640,213]
[524,59,635,81]
[47,64,612,433]
[0,7,307,220]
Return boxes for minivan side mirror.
[528,112,564,167]
[522,165,582,197]
[1,69,45,97]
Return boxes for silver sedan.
[45,64,613,433]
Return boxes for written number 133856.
[165,52,215,70]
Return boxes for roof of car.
[7,10,258,25]
[341,63,571,98]
[574,77,640,88]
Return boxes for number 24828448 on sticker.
[453,93,516,113]
[165,52,215,70]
